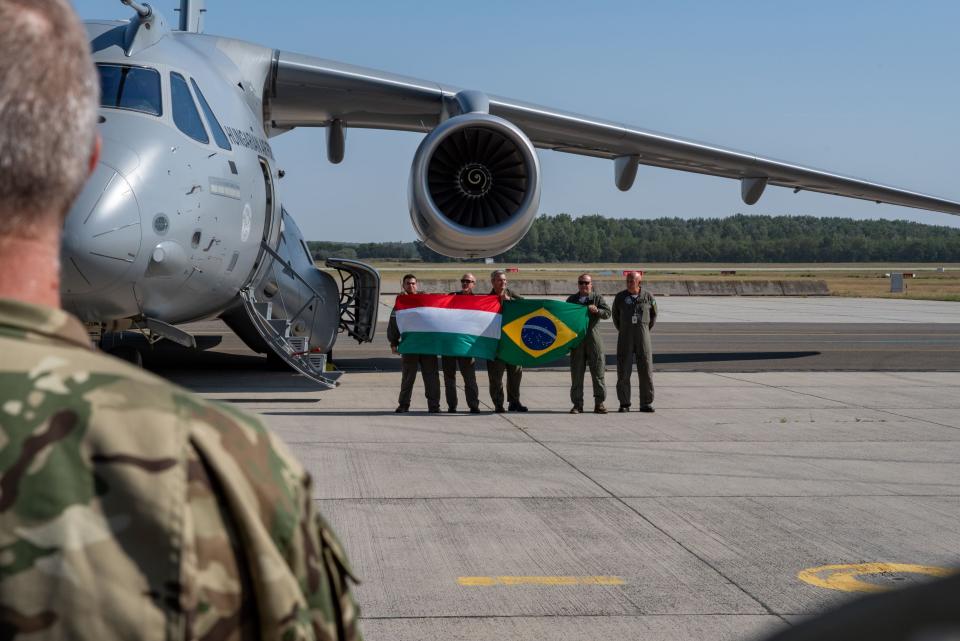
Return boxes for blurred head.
[577,273,593,295]
[625,271,642,293]
[459,272,476,293]
[490,269,507,294]
[0,0,99,239]
[401,273,418,295]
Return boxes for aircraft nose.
[61,162,142,296]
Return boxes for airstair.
[239,290,341,389]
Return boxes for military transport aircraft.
[71,0,960,388]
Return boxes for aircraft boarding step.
[239,291,339,389]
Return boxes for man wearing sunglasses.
[441,273,481,413]
[566,274,612,414]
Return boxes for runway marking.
[797,563,953,593]
[458,575,624,586]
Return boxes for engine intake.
[409,113,540,258]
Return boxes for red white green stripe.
[395,294,502,359]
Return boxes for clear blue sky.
[73,0,960,241]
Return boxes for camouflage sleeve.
[181,396,362,641]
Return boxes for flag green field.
[496,299,589,366]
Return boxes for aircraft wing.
[266,52,960,215]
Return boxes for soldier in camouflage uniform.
[566,273,611,414]
[0,2,361,638]
[612,271,658,412]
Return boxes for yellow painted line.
[797,562,954,593]
[458,575,624,586]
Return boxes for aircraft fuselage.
[65,20,280,325]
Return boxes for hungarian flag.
[497,299,589,366]
[394,294,502,359]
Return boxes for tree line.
[309,214,960,263]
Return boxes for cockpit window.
[190,78,232,151]
[170,72,209,144]
[97,64,162,116]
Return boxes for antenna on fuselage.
[175,0,205,33]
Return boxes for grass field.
[355,262,960,301]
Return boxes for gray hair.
[0,0,99,235]
[490,269,507,281]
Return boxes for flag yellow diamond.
[501,307,579,358]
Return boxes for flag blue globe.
[520,316,557,351]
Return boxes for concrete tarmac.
[151,297,960,640]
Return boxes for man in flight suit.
[388,273,442,413]
[442,273,481,413]
[0,2,362,637]
[612,271,658,412]
[566,273,611,414]
[487,270,528,412]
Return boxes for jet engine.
[409,113,541,257]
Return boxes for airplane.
[70,0,960,388]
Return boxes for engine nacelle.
[409,113,541,258]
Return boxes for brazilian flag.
[497,299,589,366]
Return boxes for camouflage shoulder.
[178,392,365,639]
[0,340,207,638]
[0,299,81,338]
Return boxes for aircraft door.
[250,157,279,277]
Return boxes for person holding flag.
[387,274,442,413]
[494,274,592,412]
[612,271,658,412]
[566,273,612,414]
[487,270,527,412]
[441,273,481,413]
[389,269,592,414]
